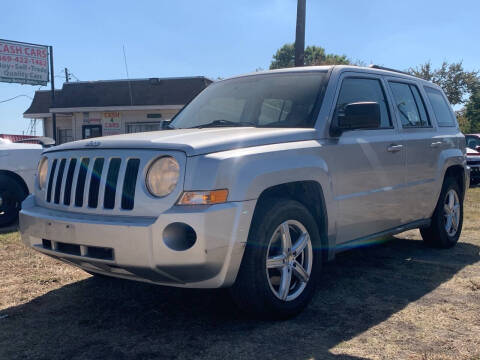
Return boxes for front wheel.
[420,177,463,248]
[230,199,322,319]
[0,175,27,228]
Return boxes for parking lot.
[1,188,479,360]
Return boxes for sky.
[1,0,479,135]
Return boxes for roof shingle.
[24,77,212,116]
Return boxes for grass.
[0,188,479,359]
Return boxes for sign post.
[49,46,56,142]
[0,39,56,141]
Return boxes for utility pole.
[49,46,56,142]
[295,0,306,67]
[64,67,70,83]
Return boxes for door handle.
[387,144,404,153]
[430,141,443,148]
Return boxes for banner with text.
[0,39,49,86]
[102,112,122,135]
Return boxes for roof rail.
[368,64,411,76]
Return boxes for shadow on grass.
[1,237,479,360]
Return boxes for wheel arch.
[253,181,330,262]
[0,170,30,196]
[443,165,466,199]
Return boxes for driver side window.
[335,77,392,129]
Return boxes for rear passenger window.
[335,78,392,128]
[389,82,430,127]
[425,87,456,127]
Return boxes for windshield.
[466,135,480,150]
[171,72,328,129]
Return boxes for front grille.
[46,156,141,210]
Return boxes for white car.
[0,137,54,227]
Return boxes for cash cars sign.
[0,39,49,86]
[103,112,122,135]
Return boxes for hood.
[46,127,319,156]
[0,140,42,150]
[466,147,480,156]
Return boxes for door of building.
[82,125,102,139]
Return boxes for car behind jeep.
[19,65,468,318]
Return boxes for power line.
[0,94,33,104]
[123,45,134,105]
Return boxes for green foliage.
[465,90,480,133]
[270,43,350,70]
[408,61,479,106]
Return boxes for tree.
[270,43,350,69]
[456,108,471,134]
[464,90,480,133]
[408,61,479,106]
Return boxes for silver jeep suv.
[19,65,469,318]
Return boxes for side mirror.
[331,102,381,136]
[161,119,172,130]
[476,145,480,152]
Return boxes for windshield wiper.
[195,119,257,128]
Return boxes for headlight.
[146,156,180,197]
[37,157,48,190]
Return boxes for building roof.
[24,76,212,117]
[23,90,62,117]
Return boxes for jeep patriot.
[19,65,469,318]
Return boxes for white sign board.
[0,39,49,86]
[102,112,122,135]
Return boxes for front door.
[82,125,102,139]
[326,73,408,243]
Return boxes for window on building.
[57,129,73,144]
[126,122,162,133]
[335,78,392,128]
[147,113,163,119]
[424,87,457,127]
[389,82,430,128]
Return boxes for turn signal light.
[177,190,229,205]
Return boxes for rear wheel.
[230,199,322,319]
[420,177,463,248]
[0,175,27,228]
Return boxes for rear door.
[326,72,408,243]
[385,78,440,222]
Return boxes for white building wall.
[71,108,179,141]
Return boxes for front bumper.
[467,163,480,184]
[19,195,256,288]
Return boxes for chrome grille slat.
[46,159,58,203]
[121,158,141,210]
[88,158,105,208]
[82,158,95,208]
[75,158,90,207]
[63,158,78,206]
[104,158,122,209]
[114,159,129,211]
[54,159,67,204]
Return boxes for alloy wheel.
[265,220,313,302]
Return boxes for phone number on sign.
[0,55,47,67]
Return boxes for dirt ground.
[1,188,479,360]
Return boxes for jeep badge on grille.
[85,140,101,147]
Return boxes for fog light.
[163,222,197,251]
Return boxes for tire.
[230,198,322,319]
[0,175,27,228]
[420,177,463,249]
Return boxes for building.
[23,77,213,144]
